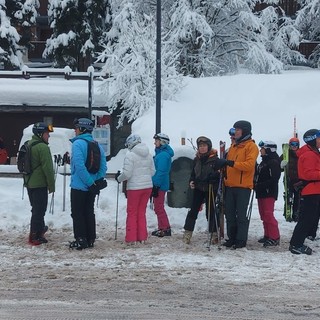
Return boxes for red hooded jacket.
[296,144,320,196]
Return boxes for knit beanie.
[233,120,252,136]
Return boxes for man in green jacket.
[26,122,55,245]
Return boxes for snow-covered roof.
[0,77,107,108]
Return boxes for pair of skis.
[206,141,226,251]
[282,143,294,221]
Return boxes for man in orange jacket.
[289,129,320,255]
[223,120,259,249]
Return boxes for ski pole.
[115,172,120,240]
[246,189,255,220]
[62,159,66,212]
[207,184,213,251]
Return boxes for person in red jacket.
[289,129,320,255]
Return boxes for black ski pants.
[290,194,320,247]
[27,187,48,236]
[71,189,96,241]
[225,187,252,244]
[184,187,218,233]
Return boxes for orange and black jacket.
[225,139,259,189]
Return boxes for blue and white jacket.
[70,133,107,191]
[152,144,174,191]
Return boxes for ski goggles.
[258,140,277,149]
[304,130,320,142]
[196,136,210,145]
[289,141,299,148]
[229,128,235,136]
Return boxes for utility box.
[167,147,195,208]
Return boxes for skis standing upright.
[216,141,226,240]
[282,143,293,221]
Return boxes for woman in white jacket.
[116,134,155,244]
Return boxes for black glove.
[88,183,100,195]
[215,158,227,169]
[95,178,108,190]
[115,171,121,183]
[226,160,234,167]
[151,186,160,198]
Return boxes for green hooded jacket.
[24,135,55,193]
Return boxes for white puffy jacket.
[117,143,155,190]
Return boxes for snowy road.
[1,227,320,320]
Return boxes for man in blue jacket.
[151,133,174,237]
[69,118,107,250]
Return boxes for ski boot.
[69,238,88,250]
[183,230,193,244]
[151,228,172,237]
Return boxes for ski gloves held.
[151,186,160,198]
[89,178,108,194]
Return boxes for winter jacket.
[117,142,155,190]
[152,144,174,191]
[296,144,320,196]
[25,135,55,193]
[255,152,281,200]
[70,133,107,191]
[190,149,222,193]
[225,139,259,189]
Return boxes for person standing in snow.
[115,134,155,245]
[223,120,259,249]
[255,141,281,247]
[69,118,107,250]
[150,133,174,237]
[289,129,320,255]
[183,136,225,245]
[26,123,55,245]
[280,137,300,222]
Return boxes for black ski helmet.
[303,129,320,147]
[233,120,252,136]
[32,122,53,137]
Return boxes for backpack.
[17,140,42,175]
[80,139,101,174]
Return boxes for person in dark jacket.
[255,141,281,247]
[69,118,107,250]
[183,136,225,244]
[280,137,300,221]
[289,129,320,255]
[26,122,55,245]
[151,133,174,237]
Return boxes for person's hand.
[88,183,100,195]
[189,181,195,189]
[280,160,288,169]
[115,171,121,183]
[226,160,234,167]
[151,186,160,198]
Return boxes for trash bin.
[167,156,194,208]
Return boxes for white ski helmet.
[258,140,277,153]
[125,134,141,150]
[153,133,170,145]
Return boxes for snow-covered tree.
[258,5,305,67]
[295,0,320,67]
[44,0,111,71]
[0,0,22,69]
[97,1,183,127]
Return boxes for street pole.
[156,0,161,134]
[88,66,94,119]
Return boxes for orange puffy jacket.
[296,144,320,196]
[224,139,259,189]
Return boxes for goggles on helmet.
[289,141,299,148]
[304,130,320,142]
[258,140,277,149]
[196,136,210,145]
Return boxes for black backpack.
[79,139,101,174]
[17,140,42,175]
